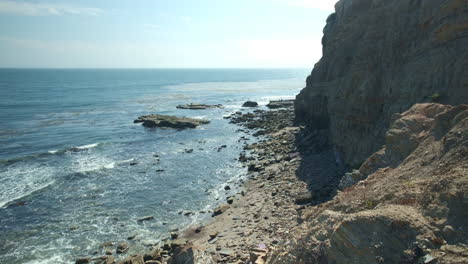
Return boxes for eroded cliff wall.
[295,0,468,167]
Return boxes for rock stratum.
[295,0,468,168]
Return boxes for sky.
[0,0,337,68]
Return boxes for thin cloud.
[0,1,103,16]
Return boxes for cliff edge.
[295,0,468,168]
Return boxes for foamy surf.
[0,164,56,208]
[71,143,100,151]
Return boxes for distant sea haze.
[0,68,308,263]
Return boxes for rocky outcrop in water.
[134,115,209,129]
[176,103,223,110]
[242,101,259,107]
[266,100,294,109]
[295,0,468,168]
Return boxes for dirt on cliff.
[267,103,468,264]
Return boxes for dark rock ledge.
[176,103,223,110]
[134,114,209,129]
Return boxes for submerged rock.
[176,103,223,110]
[137,216,154,222]
[134,115,209,129]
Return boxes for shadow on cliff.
[292,125,346,204]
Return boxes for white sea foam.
[70,153,115,173]
[23,255,66,264]
[0,163,56,208]
[74,143,100,150]
[47,150,59,154]
[103,162,115,169]
[117,158,135,164]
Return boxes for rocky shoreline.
[76,102,316,264]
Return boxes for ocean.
[0,68,308,263]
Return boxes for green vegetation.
[429,92,441,102]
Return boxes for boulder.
[116,242,129,254]
[134,115,209,129]
[294,192,314,204]
[242,101,259,107]
[169,246,216,264]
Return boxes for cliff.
[269,103,468,264]
[295,0,468,168]
[266,0,468,263]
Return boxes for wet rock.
[137,216,154,222]
[224,185,231,190]
[170,232,179,239]
[134,115,209,129]
[242,101,259,107]
[239,153,248,162]
[144,261,161,264]
[116,242,129,254]
[195,225,203,233]
[227,196,234,204]
[144,247,161,261]
[75,257,90,264]
[266,100,294,109]
[100,242,114,248]
[217,145,227,152]
[176,103,223,110]
[185,149,194,153]
[212,204,230,217]
[170,239,187,249]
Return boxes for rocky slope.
[269,103,468,264]
[295,0,468,168]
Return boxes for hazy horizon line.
[0,67,311,70]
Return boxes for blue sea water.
[0,68,308,263]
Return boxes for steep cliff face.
[295,0,468,167]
